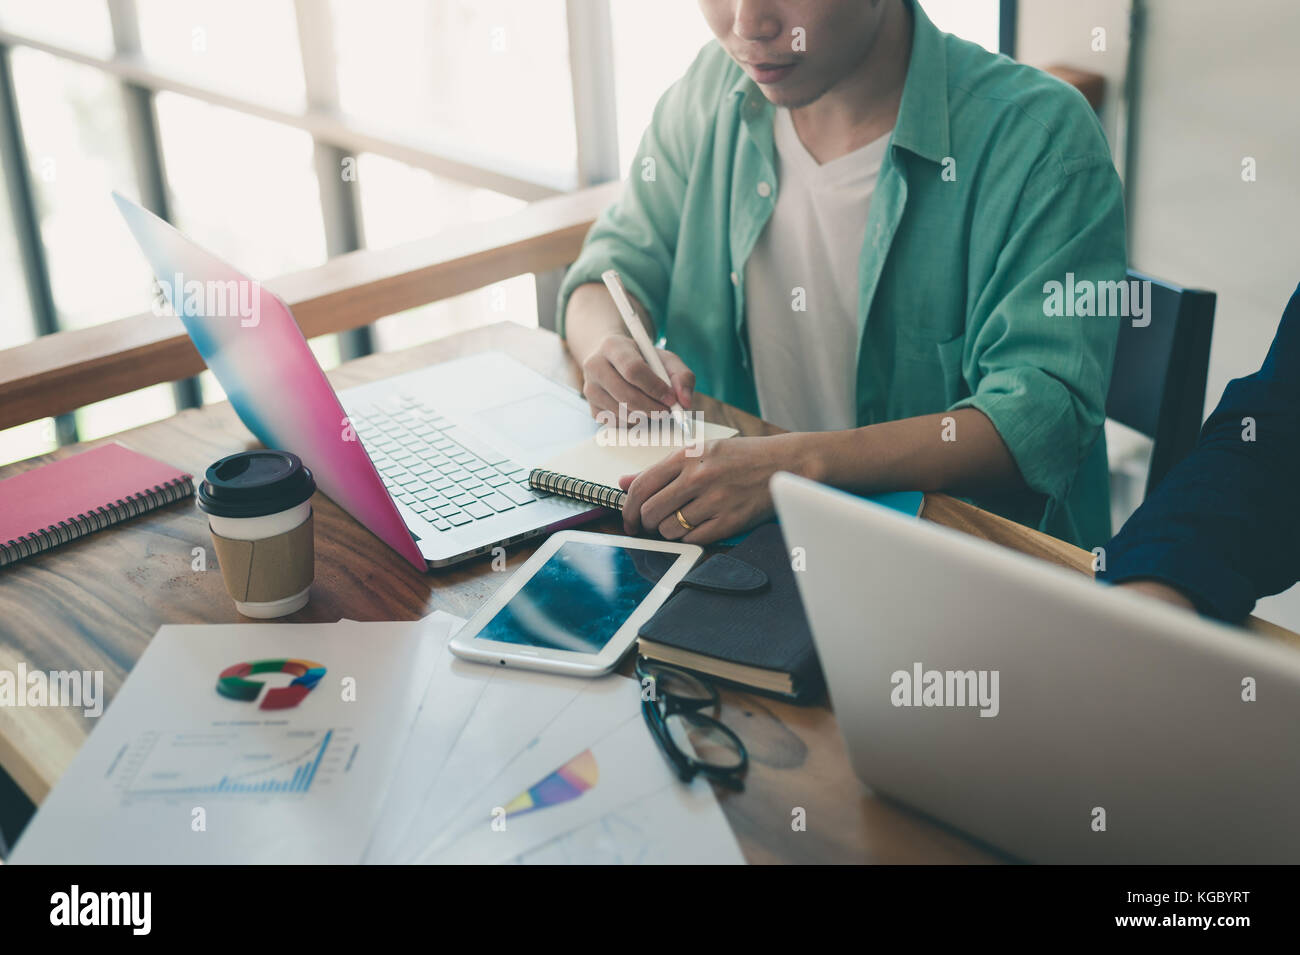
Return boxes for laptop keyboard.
[348,395,548,533]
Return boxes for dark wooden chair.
[1106,269,1216,498]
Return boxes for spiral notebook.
[0,442,194,568]
[529,420,739,510]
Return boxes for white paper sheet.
[361,612,463,863]
[418,668,746,865]
[538,420,738,490]
[514,782,745,865]
[11,620,441,864]
[392,658,592,862]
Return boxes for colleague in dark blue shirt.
[1099,283,1300,621]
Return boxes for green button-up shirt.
[558,1,1126,548]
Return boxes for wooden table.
[2,322,1294,864]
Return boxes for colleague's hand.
[619,434,810,544]
[580,334,694,420]
[1117,579,1197,612]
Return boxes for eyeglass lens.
[665,711,745,771]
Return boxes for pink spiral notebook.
[0,442,194,568]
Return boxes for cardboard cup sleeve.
[209,512,315,603]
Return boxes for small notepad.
[529,420,738,510]
[0,442,193,568]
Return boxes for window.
[76,384,178,443]
[330,0,576,187]
[0,158,54,462]
[156,93,333,405]
[609,0,714,173]
[154,94,327,280]
[135,0,307,110]
[0,419,57,469]
[0,0,113,57]
[7,48,182,449]
[918,0,1002,54]
[356,152,526,251]
[356,152,537,352]
[0,0,730,467]
[0,155,34,351]
[9,48,155,330]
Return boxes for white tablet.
[448,530,702,676]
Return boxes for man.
[558,0,1126,547]
[1100,284,1300,621]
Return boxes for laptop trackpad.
[472,393,596,455]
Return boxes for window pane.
[372,275,538,355]
[0,419,57,468]
[74,383,177,444]
[198,370,225,405]
[0,163,35,350]
[155,92,327,279]
[156,94,331,403]
[331,0,576,185]
[135,0,306,110]
[355,151,525,250]
[610,0,714,172]
[10,48,156,330]
[308,336,342,372]
[353,151,535,350]
[919,0,1000,53]
[0,0,114,57]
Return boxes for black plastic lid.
[197,450,316,518]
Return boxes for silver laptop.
[771,471,1300,863]
[337,354,601,566]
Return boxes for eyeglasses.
[635,657,748,791]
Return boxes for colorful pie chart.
[217,658,326,710]
[503,748,599,818]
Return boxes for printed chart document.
[12,620,440,864]
[391,655,592,862]
[513,779,743,865]
[411,655,746,865]
[363,611,508,864]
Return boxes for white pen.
[600,269,694,440]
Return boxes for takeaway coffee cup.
[197,450,317,619]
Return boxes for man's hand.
[580,334,695,420]
[619,434,815,543]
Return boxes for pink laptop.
[113,193,601,569]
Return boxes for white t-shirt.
[745,108,891,432]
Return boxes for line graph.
[113,726,356,801]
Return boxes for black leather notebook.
[637,522,824,703]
